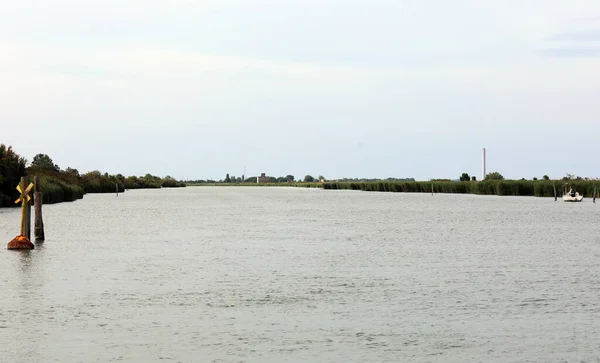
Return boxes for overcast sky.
[1,0,599,181]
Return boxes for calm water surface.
[1,187,600,362]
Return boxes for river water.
[1,187,599,362]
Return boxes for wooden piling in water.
[116,183,119,197]
[553,184,557,202]
[24,197,31,240]
[34,176,45,241]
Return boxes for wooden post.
[594,185,597,204]
[431,183,434,196]
[20,178,26,235]
[116,183,119,197]
[34,176,45,241]
[553,184,557,202]
[24,198,31,240]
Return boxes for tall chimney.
[481,148,486,181]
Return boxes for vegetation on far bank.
[189,179,598,198]
[186,181,324,188]
[186,173,415,184]
[190,171,599,198]
[322,171,598,197]
[0,144,185,207]
[322,179,598,197]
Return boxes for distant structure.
[257,173,269,183]
[481,148,486,181]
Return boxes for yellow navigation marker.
[15,182,34,204]
[14,179,34,236]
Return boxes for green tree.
[162,176,179,188]
[485,171,504,180]
[471,176,477,181]
[303,175,315,182]
[30,153,59,171]
[459,173,470,181]
[543,175,550,180]
[225,173,231,183]
[0,144,27,206]
[285,175,294,182]
[65,167,80,177]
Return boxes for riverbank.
[323,179,599,197]
[1,145,188,208]
[189,179,599,198]
[0,155,186,208]
[1,176,186,208]
[185,182,322,188]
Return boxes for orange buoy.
[7,235,34,250]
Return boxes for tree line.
[188,174,417,184]
[0,144,185,207]
[188,174,312,183]
[459,171,595,182]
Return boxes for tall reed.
[322,180,600,197]
[36,176,85,204]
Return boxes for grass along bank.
[187,179,599,198]
[322,180,599,197]
[35,175,85,204]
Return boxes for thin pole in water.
[553,184,557,202]
[34,176,45,242]
[431,183,434,196]
[24,196,31,240]
[116,183,119,197]
[594,185,597,203]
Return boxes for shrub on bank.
[36,176,85,204]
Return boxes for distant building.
[257,172,269,183]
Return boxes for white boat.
[563,187,583,202]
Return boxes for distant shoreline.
[3,179,596,209]
[187,180,599,198]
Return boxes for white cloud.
[3,38,600,93]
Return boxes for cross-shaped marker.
[15,180,34,204]
[14,178,34,236]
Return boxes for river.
[1,187,599,362]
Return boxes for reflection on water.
[1,187,600,363]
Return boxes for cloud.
[541,47,600,57]
[0,40,488,86]
[3,38,600,98]
[547,29,600,42]
[541,28,600,57]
